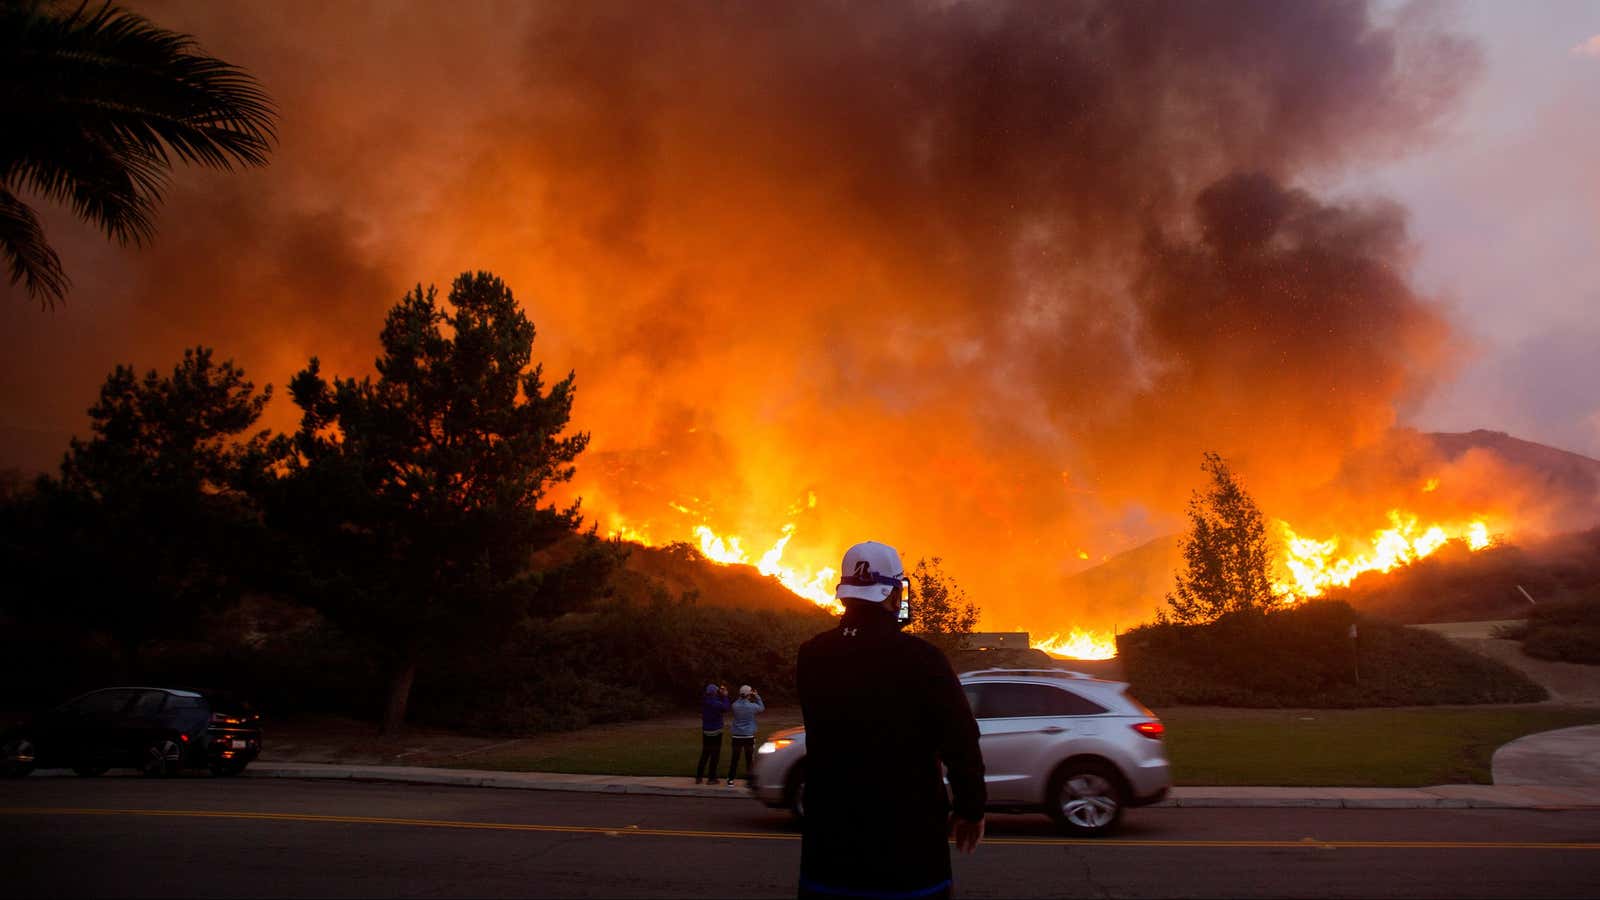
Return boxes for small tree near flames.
[908,556,980,653]
[275,272,589,733]
[1164,452,1276,624]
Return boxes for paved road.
[3,776,1598,898]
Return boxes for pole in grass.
[1348,622,1360,684]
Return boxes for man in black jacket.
[797,540,986,899]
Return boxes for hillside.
[1329,528,1600,624]
[612,541,827,613]
[531,534,826,615]
[1056,430,1600,626]
[1056,533,1182,626]
[1428,430,1600,508]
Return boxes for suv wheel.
[141,738,182,778]
[1047,761,1124,837]
[2,737,36,778]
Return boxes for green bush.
[406,592,835,733]
[1522,626,1600,664]
[1119,600,1546,707]
[1510,587,1600,664]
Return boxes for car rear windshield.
[1120,688,1157,718]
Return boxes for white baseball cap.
[834,540,907,602]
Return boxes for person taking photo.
[695,682,731,785]
[726,685,765,786]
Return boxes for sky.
[1357,1,1600,456]
[3,1,1598,633]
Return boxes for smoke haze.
[1,1,1493,631]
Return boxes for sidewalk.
[246,762,1600,809]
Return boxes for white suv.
[750,668,1171,836]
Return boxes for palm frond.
[0,187,69,307]
[0,0,278,296]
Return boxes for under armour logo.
[843,627,858,637]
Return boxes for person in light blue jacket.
[726,684,765,786]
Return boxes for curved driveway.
[1494,724,1600,787]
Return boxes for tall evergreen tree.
[15,347,273,665]
[275,272,589,733]
[1164,451,1277,624]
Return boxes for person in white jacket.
[725,685,765,786]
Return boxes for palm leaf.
[0,0,278,305]
[0,186,70,306]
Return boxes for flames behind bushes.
[3,1,1497,633]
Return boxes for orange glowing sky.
[3,1,1598,638]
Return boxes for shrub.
[1522,626,1600,664]
[1119,600,1546,707]
[406,592,836,733]
[1517,587,1600,664]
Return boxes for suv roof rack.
[961,667,1100,680]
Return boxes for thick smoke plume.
[1,1,1488,631]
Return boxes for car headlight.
[757,738,793,755]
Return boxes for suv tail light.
[1132,721,1164,740]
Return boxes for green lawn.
[445,705,1600,787]
[1158,705,1600,786]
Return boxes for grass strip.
[447,706,1600,787]
[1159,705,1600,786]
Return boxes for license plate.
[230,740,248,749]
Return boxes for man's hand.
[949,814,985,854]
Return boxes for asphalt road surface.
[3,776,1598,898]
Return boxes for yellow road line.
[2,807,1597,851]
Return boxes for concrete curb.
[243,763,1600,810]
[250,763,752,799]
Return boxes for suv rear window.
[128,691,169,717]
[971,682,1108,718]
[60,690,137,719]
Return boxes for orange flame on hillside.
[604,487,1505,663]
[691,522,840,611]
[1031,628,1118,660]
[1273,509,1497,600]
[606,497,841,612]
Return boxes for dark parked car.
[1,686,261,778]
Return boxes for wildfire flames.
[606,502,1122,659]
[1031,629,1119,660]
[606,493,1504,662]
[606,497,841,612]
[1273,510,1496,601]
[690,523,840,612]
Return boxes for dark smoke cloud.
[0,0,1483,631]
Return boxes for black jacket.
[796,604,985,897]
